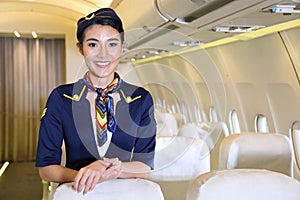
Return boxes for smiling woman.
[2,1,300,200]
[35,7,162,198]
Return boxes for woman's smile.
[95,61,111,68]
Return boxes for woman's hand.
[72,160,107,195]
[101,157,122,181]
[72,158,122,195]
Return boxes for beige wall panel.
[202,30,300,134]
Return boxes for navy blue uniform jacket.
[36,79,156,171]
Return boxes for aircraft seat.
[218,132,292,176]
[149,136,210,200]
[150,136,210,181]
[179,122,228,170]
[179,122,228,149]
[53,178,164,200]
[155,112,179,136]
[186,169,300,200]
[45,142,164,200]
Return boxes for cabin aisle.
[0,162,43,200]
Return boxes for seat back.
[155,112,178,136]
[53,179,164,200]
[149,136,210,200]
[179,122,229,171]
[149,136,210,181]
[219,132,292,176]
[187,169,300,200]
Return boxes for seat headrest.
[187,169,300,200]
[219,133,292,176]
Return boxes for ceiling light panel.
[212,25,266,33]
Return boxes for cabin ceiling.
[0,0,120,26]
[0,0,300,61]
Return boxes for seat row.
[156,109,300,174]
[47,131,300,200]
[149,131,300,199]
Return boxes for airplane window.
[254,114,269,133]
[290,120,300,173]
[209,106,218,123]
[228,109,241,134]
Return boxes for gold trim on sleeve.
[41,108,47,119]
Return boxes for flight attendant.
[35,7,156,195]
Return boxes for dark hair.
[76,8,124,45]
[77,18,124,45]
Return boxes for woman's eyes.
[86,42,120,48]
[108,42,119,47]
[88,42,97,47]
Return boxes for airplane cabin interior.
[1,0,300,199]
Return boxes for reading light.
[14,31,21,38]
[32,32,37,38]
[270,4,300,14]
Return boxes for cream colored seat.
[155,112,178,136]
[179,122,211,140]
[53,178,164,200]
[187,169,300,200]
[218,132,292,176]
[149,136,210,200]
[179,122,228,170]
[150,136,210,181]
[45,143,164,200]
[179,122,228,150]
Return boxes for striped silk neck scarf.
[84,73,122,147]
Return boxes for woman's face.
[80,24,122,81]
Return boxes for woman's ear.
[77,43,84,55]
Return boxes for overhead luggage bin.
[116,0,290,49]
